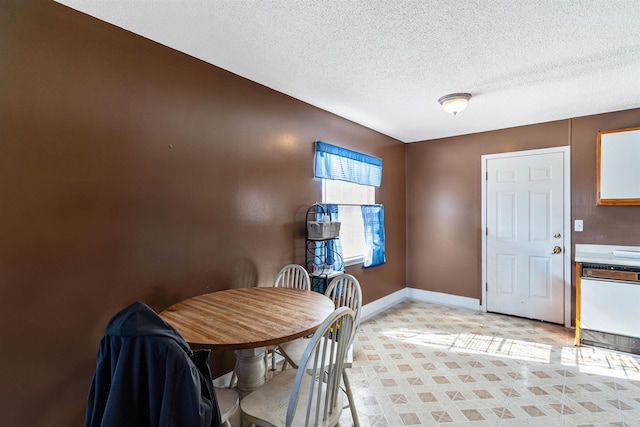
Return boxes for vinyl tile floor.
[327,300,640,427]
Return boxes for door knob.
[552,246,562,254]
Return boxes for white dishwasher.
[579,264,640,354]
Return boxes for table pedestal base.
[234,347,266,396]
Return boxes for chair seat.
[277,337,309,369]
[240,370,344,427]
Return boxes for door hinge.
[486,227,488,236]
[486,171,488,180]
[486,282,488,292]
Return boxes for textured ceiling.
[54,0,640,143]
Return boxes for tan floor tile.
[343,300,640,427]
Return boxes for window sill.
[343,256,364,267]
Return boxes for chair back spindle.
[274,264,311,290]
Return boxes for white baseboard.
[405,288,481,311]
[360,288,408,322]
[359,287,481,323]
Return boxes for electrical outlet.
[574,219,583,232]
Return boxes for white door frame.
[481,146,571,327]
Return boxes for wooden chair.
[273,264,311,290]
[240,306,355,427]
[215,387,239,427]
[277,273,362,426]
[266,264,312,369]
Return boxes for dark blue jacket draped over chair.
[84,301,222,427]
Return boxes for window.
[322,179,375,265]
[314,140,385,268]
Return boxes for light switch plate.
[574,219,584,232]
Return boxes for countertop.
[575,244,640,267]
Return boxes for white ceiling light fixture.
[438,93,472,115]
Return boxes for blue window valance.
[314,141,382,187]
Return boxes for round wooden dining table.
[160,287,335,394]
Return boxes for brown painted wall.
[571,111,640,245]
[406,109,640,315]
[0,2,406,425]
[406,120,569,300]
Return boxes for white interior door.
[485,151,565,324]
